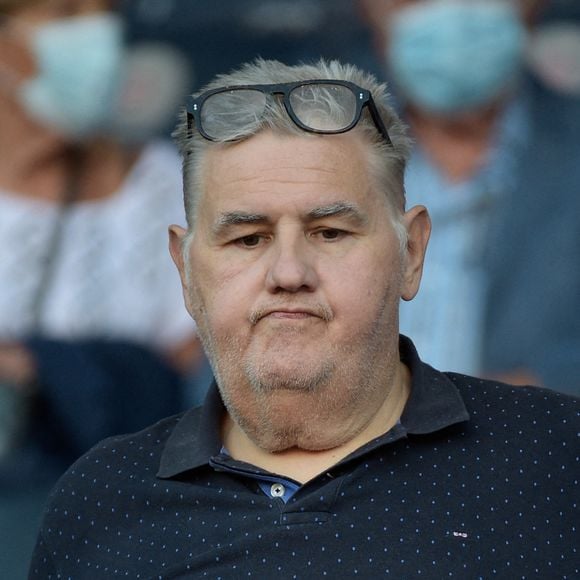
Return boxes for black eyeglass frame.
[186,79,392,145]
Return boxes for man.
[29,59,578,578]
[359,0,580,394]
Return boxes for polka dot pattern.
[29,342,579,578]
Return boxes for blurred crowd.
[0,0,578,577]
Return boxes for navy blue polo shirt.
[29,337,579,578]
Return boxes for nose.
[265,237,319,294]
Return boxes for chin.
[244,356,334,394]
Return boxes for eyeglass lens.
[201,89,267,140]
[288,83,358,133]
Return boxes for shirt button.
[270,483,285,498]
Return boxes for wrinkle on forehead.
[204,131,368,184]
[199,131,377,230]
[210,201,370,238]
[210,159,351,191]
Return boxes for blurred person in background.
[0,0,200,575]
[360,0,580,395]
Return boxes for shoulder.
[448,372,579,410]
[123,139,183,202]
[528,76,580,136]
[43,412,187,509]
[32,411,193,567]
[135,139,182,178]
[446,372,579,440]
[139,138,182,165]
[117,139,186,226]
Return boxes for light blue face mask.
[387,0,526,114]
[20,12,124,138]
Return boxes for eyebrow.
[306,202,368,226]
[212,201,368,236]
[212,212,270,236]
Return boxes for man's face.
[171,130,429,451]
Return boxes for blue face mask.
[19,12,124,138]
[387,0,526,114]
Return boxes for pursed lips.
[265,310,316,320]
[249,304,333,325]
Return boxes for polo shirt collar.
[157,335,469,479]
[399,335,470,434]
[157,385,225,478]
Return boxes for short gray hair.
[173,59,412,238]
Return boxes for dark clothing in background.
[1,338,185,580]
[29,338,579,578]
[482,78,580,395]
[1,338,183,487]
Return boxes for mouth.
[250,305,333,325]
[263,310,317,320]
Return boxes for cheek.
[322,245,402,321]
[190,254,263,332]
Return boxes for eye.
[235,234,265,248]
[316,228,347,241]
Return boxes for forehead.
[198,131,377,218]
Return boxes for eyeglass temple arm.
[366,99,393,146]
[185,96,197,138]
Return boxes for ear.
[168,224,188,281]
[168,225,193,313]
[401,205,431,301]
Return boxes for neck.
[73,139,138,202]
[408,100,502,133]
[0,91,137,202]
[223,361,411,484]
[0,89,71,199]
[407,102,503,182]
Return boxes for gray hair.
[173,58,412,246]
